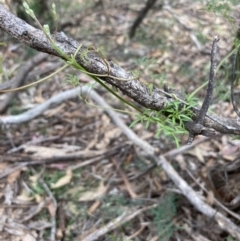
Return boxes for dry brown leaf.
[29,174,39,183]
[7,169,21,184]
[206,190,214,206]
[21,233,36,241]
[34,194,42,203]
[24,146,69,158]
[56,228,64,239]
[221,144,239,161]
[116,35,125,45]
[47,201,56,217]
[78,181,107,202]
[101,114,111,127]
[96,128,121,149]
[51,169,72,189]
[16,189,34,203]
[88,200,101,215]
[66,186,84,196]
[0,162,8,172]
[34,95,46,104]
[186,146,207,163]
[44,103,66,117]
[194,146,205,163]
[149,49,163,58]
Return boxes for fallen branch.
[129,0,158,38]
[90,90,240,240]
[0,86,83,125]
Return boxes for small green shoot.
[23,2,36,19]
[130,96,197,147]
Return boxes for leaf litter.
[0,0,240,240]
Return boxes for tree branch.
[0,4,239,136]
[185,36,219,144]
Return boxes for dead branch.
[90,90,240,240]
[185,36,219,144]
[0,4,239,136]
[0,86,83,125]
[129,0,159,38]
[0,144,123,179]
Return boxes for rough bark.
[0,4,239,135]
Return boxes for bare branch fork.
[185,36,219,144]
[0,5,240,136]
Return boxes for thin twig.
[89,90,240,239]
[199,36,219,124]
[129,0,158,38]
[0,144,123,179]
[186,36,219,144]
[7,136,60,153]
[80,204,157,241]
[21,200,47,222]
[186,168,240,222]
[230,52,240,117]
[111,157,138,198]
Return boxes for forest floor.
[0,0,240,240]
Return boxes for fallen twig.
[111,157,138,198]
[0,144,123,179]
[89,90,240,240]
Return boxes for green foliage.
[150,193,177,241]
[130,96,197,147]
[22,1,55,29]
[51,3,57,21]
[23,1,37,19]
[66,74,79,87]
[226,235,236,241]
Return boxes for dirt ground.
[0,0,240,240]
